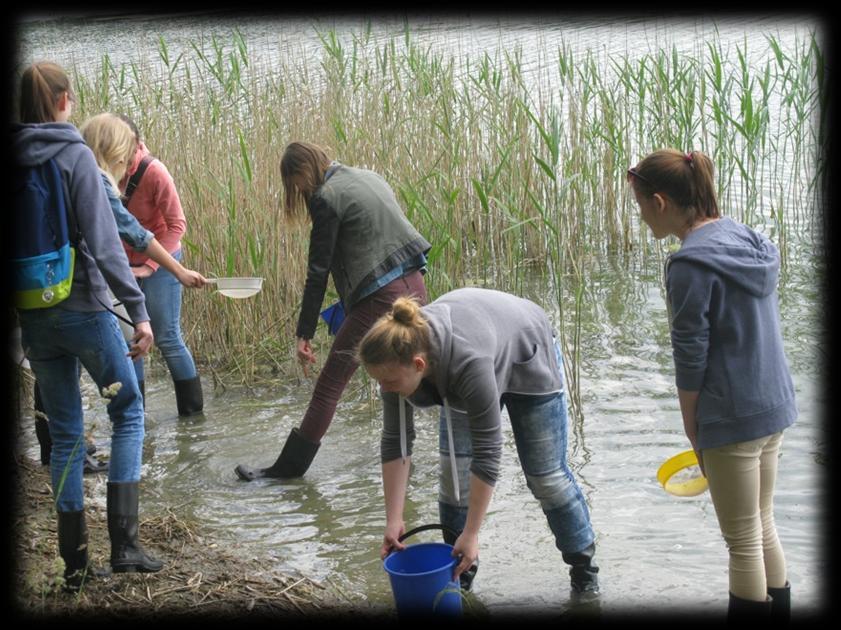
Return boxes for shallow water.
[15,240,825,618]
[14,12,827,619]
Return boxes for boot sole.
[111,564,163,573]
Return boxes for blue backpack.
[12,158,76,309]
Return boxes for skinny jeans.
[298,270,428,443]
[438,341,596,556]
[18,308,145,512]
[132,249,197,383]
[702,431,787,601]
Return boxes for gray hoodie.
[13,123,149,324]
[380,287,562,485]
[666,217,796,449]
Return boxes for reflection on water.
[13,13,825,619]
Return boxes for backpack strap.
[120,154,154,205]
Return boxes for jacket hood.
[12,122,85,167]
[669,217,780,297]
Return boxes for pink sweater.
[119,142,186,271]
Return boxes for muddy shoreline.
[9,453,373,621]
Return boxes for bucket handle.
[398,523,460,544]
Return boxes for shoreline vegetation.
[42,23,825,422]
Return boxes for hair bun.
[391,297,420,326]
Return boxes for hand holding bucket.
[383,524,463,617]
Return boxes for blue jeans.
[133,249,197,383]
[438,342,595,555]
[18,308,145,512]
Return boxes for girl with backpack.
[13,61,163,590]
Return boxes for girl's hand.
[132,264,154,279]
[296,338,316,377]
[128,321,154,359]
[451,530,480,580]
[176,268,208,288]
[380,521,406,560]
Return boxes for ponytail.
[629,148,720,225]
[19,62,73,124]
[357,297,430,368]
[685,150,719,219]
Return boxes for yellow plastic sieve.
[657,449,709,497]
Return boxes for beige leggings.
[702,431,787,601]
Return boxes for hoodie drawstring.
[397,394,460,504]
[398,395,408,463]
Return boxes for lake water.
[14,11,827,619]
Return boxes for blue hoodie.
[12,122,149,324]
[666,217,796,449]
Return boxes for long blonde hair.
[79,113,137,195]
[357,297,431,368]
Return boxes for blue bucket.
[319,301,345,335]
[384,541,462,617]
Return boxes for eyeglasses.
[626,167,653,187]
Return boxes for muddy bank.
[10,454,369,620]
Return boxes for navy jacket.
[666,217,797,449]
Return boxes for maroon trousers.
[298,270,428,443]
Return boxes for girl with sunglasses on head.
[627,149,796,620]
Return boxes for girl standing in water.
[627,149,796,620]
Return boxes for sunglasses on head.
[626,167,653,187]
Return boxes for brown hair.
[117,113,141,142]
[79,113,137,193]
[19,62,74,124]
[628,149,720,226]
[280,141,333,219]
[357,297,431,368]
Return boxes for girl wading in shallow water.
[235,142,430,481]
[628,149,796,620]
[357,289,600,600]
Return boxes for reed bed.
[58,23,825,421]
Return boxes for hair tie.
[685,151,694,165]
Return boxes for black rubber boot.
[563,543,600,602]
[35,417,52,465]
[768,582,791,623]
[107,481,164,573]
[36,384,108,473]
[57,510,91,591]
[728,592,772,620]
[173,375,203,416]
[235,427,321,480]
